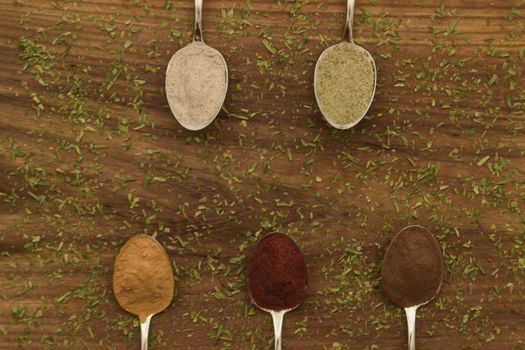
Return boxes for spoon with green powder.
[165,0,228,131]
[314,0,377,129]
[381,226,444,350]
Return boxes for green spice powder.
[315,43,375,127]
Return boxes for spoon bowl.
[165,0,228,131]
[314,0,377,129]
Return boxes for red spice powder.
[246,232,308,311]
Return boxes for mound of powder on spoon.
[247,232,308,311]
[381,226,444,308]
[165,42,227,129]
[315,43,375,127]
[113,235,174,323]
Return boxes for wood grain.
[0,0,524,349]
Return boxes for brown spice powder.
[381,226,444,308]
[113,235,174,322]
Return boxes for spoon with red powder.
[246,232,308,350]
[381,226,444,350]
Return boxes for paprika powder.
[246,232,308,311]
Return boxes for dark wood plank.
[0,0,524,349]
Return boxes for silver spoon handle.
[343,0,355,43]
[140,315,152,350]
[194,0,204,42]
[271,310,285,350]
[404,306,417,350]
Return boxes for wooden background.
[1,0,524,349]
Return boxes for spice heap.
[247,232,308,311]
[381,226,444,308]
[315,42,375,127]
[113,235,174,322]
[165,42,228,130]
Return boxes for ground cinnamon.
[381,226,444,308]
[113,235,174,322]
[246,232,308,311]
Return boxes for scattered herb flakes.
[0,0,524,349]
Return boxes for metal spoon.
[140,315,153,350]
[253,305,298,350]
[404,305,418,350]
[113,235,174,350]
[405,235,443,350]
[403,284,445,350]
[314,0,377,129]
[381,226,444,350]
[165,0,228,130]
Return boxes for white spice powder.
[166,42,228,130]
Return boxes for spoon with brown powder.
[381,226,444,350]
[113,235,174,350]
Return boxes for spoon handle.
[140,315,153,350]
[404,306,418,350]
[343,0,355,43]
[271,310,285,350]
[194,0,204,42]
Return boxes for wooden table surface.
[1,0,524,349]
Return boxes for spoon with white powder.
[165,0,228,131]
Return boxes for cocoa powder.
[381,226,444,308]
